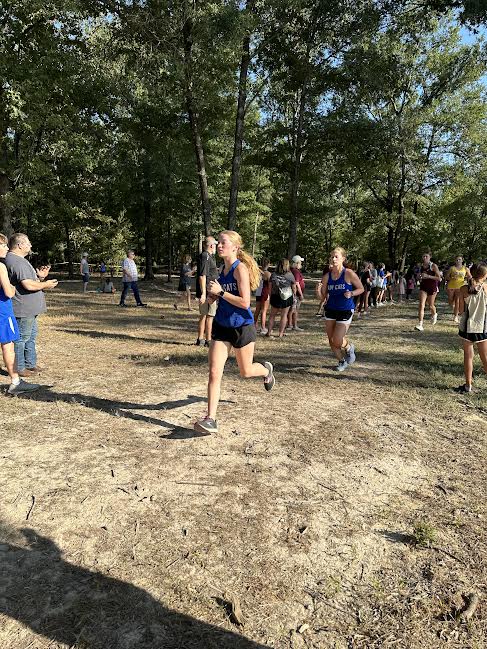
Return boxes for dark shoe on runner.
[136,303,148,308]
[453,384,473,394]
[204,340,211,347]
[119,303,128,307]
[195,339,205,347]
[264,361,275,391]
[194,417,218,434]
[7,380,41,396]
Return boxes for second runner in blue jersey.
[320,247,364,372]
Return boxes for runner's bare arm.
[320,273,329,303]
[0,264,15,298]
[458,285,468,314]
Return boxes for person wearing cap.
[80,253,90,293]
[287,255,305,332]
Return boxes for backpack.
[274,274,293,301]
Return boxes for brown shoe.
[26,365,47,373]
[18,369,35,377]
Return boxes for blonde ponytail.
[238,249,261,291]
[220,230,261,291]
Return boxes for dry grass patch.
[0,282,485,648]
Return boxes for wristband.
[219,289,225,298]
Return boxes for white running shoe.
[345,344,356,365]
[335,359,349,372]
[431,314,438,325]
[260,328,268,335]
[415,323,424,331]
[293,326,304,332]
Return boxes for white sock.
[11,377,20,386]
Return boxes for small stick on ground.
[26,495,36,520]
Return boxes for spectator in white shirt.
[119,250,147,307]
[80,253,89,293]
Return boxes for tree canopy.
[1,0,485,274]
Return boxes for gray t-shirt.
[81,258,89,274]
[5,252,47,318]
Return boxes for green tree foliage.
[1,0,485,274]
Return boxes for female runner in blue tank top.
[320,247,364,372]
[194,230,275,435]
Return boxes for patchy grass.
[0,280,486,648]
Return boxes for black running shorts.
[324,308,353,324]
[212,320,257,348]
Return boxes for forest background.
[1,0,486,278]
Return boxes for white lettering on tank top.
[221,281,237,293]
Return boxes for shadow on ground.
[19,391,218,437]
[0,527,268,649]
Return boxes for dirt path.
[1,283,486,648]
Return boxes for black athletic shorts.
[324,308,353,324]
[459,331,487,343]
[212,320,257,348]
[270,295,293,309]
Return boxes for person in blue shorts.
[320,246,364,372]
[0,233,39,395]
[194,230,275,435]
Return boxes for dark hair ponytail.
[468,262,487,294]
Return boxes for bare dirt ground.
[1,279,486,649]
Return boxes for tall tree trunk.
[166,217,173,282]
[287,84,307,259]
[228,1,254,230]
[0,173,12,237]
[143,170,154,281]
[251,213,259,257]
[182,5,212,236]
[64,224,74,279]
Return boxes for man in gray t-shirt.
[80,252,90,293]
[5,233,58,375]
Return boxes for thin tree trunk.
[64,224,74,279]
[182,5,212,236]
[143,169,154,280]
[288,84,307,259]
[167,218,172,282]
[251,213,259,257]
[228,1,254,230]
[0,173,12,237]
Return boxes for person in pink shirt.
[287,255,305,331]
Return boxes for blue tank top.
[326,268,355,311]
[0,285,15,318]
[215,260,254,328]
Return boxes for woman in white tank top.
[454,262,487,393]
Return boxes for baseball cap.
[292,255,304,263]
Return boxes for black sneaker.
[7,380,41,396]
[453,384,473,394]
[263,361,275,391]
[194,417,218,434]
[119,303,128,308]
[204,340,211,347]
[136,303,148,308]
[195,339,205,347]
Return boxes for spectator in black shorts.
[266,259,296,338]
